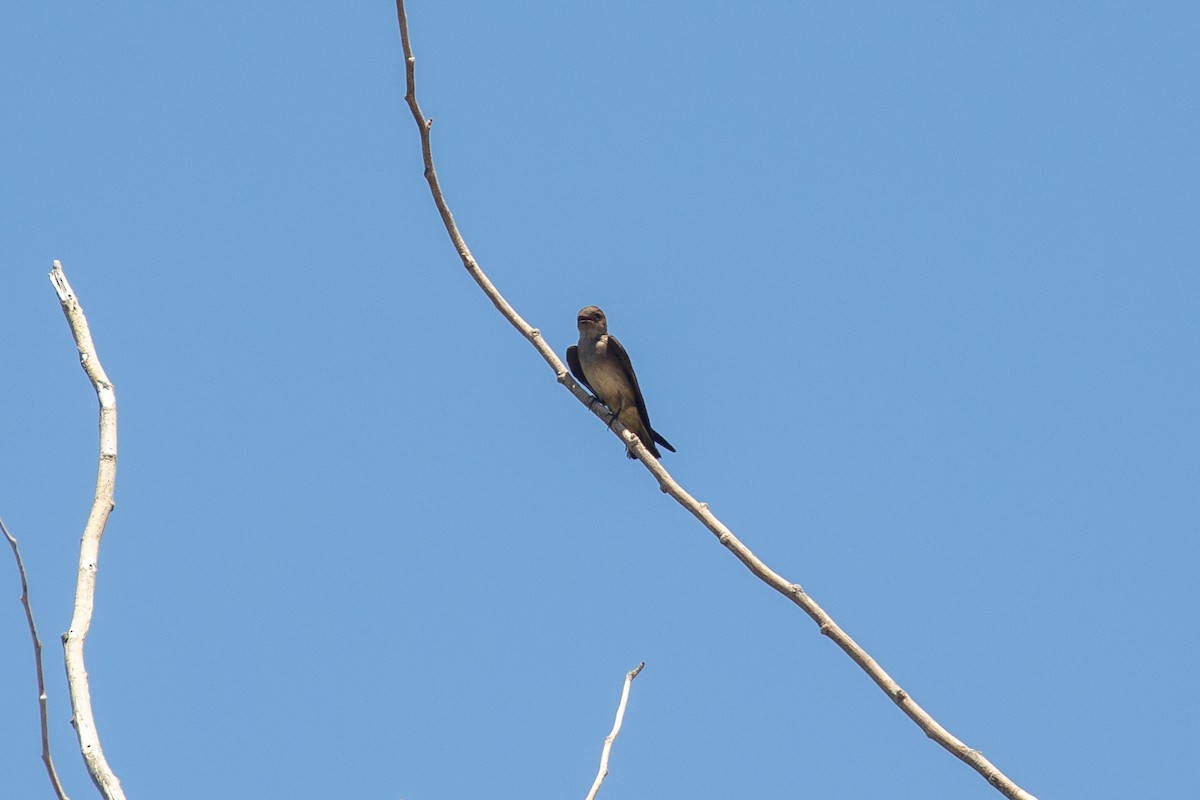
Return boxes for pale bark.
[584,662,644,800]
[50,261,126,800]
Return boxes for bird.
[566,305,676,459]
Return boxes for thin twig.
[584,662,645,800]
[393,5,1037,799]
[2,516,71,800]
[395,1,586,405]
[49,261,126,800]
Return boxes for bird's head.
[576,305,608,337]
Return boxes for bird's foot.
[586,396,617,427]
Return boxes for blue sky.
[3,3,1197,798]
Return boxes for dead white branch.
[394,4,1036,798]
[49,260,126,800]
[584,662,645,800]
[2,516,70,800]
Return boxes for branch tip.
[584,664,646,800]
[50,260,127,800]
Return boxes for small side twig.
[584,662,645,800]
[49,260,126,800]
[2,516,70,800]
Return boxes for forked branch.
[393,4,1037,799]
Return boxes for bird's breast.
[579,338,634,411]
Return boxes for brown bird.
[566,306,676,459]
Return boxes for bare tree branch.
[49,260,126,800]
[393,4,1037,799]
[393,2,605,422]
[584,662,645,800]
[2,516,71,800]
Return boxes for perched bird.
[566,305,676,459]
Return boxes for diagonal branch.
[394,2,604,423]
[584,662,645,800]
[2,516,71,800]
[393,4,1037,799]
[49,260,126,800]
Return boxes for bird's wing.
[606,335,653,429]
[565,345,595,394]
[652,428,676,453]
[608,335,676,454]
